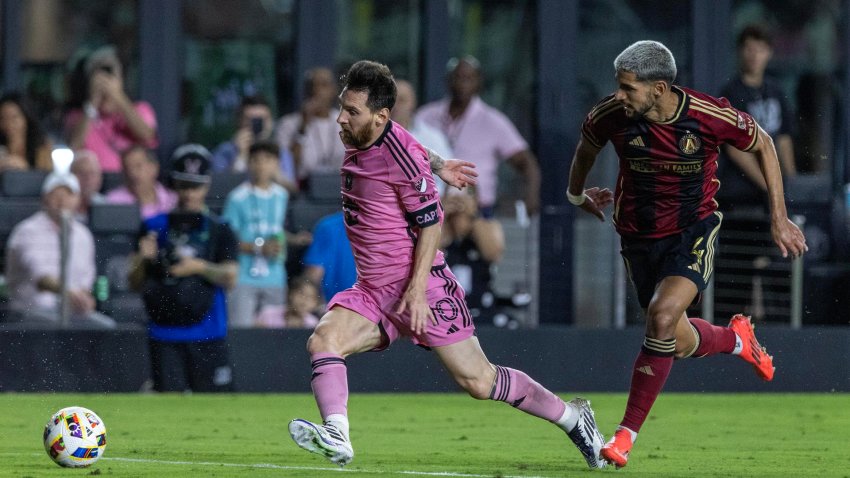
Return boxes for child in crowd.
[222,141,289,328]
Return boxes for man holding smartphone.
[211,96,298,193]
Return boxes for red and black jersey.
[581,86,758,239]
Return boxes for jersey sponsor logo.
[628,159,702,175]
[678,132,701,155]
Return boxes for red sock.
[688,318,736,358]
[620,338,675,433]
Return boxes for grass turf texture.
[1,393,848,478]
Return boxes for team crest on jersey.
[678,132,701,155]
[411,177,427,193]
[344,172,353,191]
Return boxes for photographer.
[211,95,297,193]
[64,46,158,173]
[128,144,238,392]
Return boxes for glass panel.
[731,0,845,174]
[334,0,421,81]
[18,0,140,140]
[182,0,295,146]
[447,0,536,140]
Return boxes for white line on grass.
[105,456,556,478]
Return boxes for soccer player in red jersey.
[288,60,607,470]
[566,41,808,468]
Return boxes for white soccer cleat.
[565,398,607,469]
[288,419,354,466]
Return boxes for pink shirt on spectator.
[5,211,96,312]
[340,121,444,288]
[415,96,528,207]
[105,182,177,219]
[65,101,159,172]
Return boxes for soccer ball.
[43,406,107,467]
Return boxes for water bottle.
[95,275,109,302]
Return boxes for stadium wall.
[1,326,847,393]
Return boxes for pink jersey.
[340,121,444,288]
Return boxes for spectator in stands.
[222,141,290,328]
[105,145,177,219]
[70,150,106,221]
[0,92,53,172]
[283,275,320,328]
[211,95,297,193]
[65,45,158,173]
[302,211,357,304]
[275,67,345,189]
[128,144,238,392]
[416,56,541,217]
[440,192,504,319]
[4,172,115,327]
[718,24,797,210]
[393,79,454,195]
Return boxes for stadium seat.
[287,198,340,233]
[0,170,48,197]
[0,198,41,276]
[89,204,141,235]
[308,172,341,201]
[101,172,124,194]
[208,172,248,202]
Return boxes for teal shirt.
[222,182,289,288]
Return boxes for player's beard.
[625,91,657,119]
[340,121,375,148]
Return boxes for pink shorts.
[328,263,475,349]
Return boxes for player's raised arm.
[566,135,614,221]
[744,124,808,258]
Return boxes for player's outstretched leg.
[490,365,607,469]
[727,314,775,380]
[435,339,606,469]
[684,315,774,381]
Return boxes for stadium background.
[1,0,849,392]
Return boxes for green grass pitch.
[1,393,848,477]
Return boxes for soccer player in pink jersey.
[288,60,607,470]
[567,41,808,468]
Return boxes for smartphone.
[250,117,264,136]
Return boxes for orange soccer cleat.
[600,427,633,468]
[728,314,775,381]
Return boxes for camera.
[250,117,264,136]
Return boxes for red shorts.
[328,263,475,349]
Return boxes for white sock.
[731,333,744,355]
[555,401,579,431]
[618,425,638,444]
[325,414,350,440]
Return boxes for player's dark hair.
[249,140,280,159]
[239,95,270,115]
[737,24,773,48]
[341,60,396,112]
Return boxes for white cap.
[42,172,81,195]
